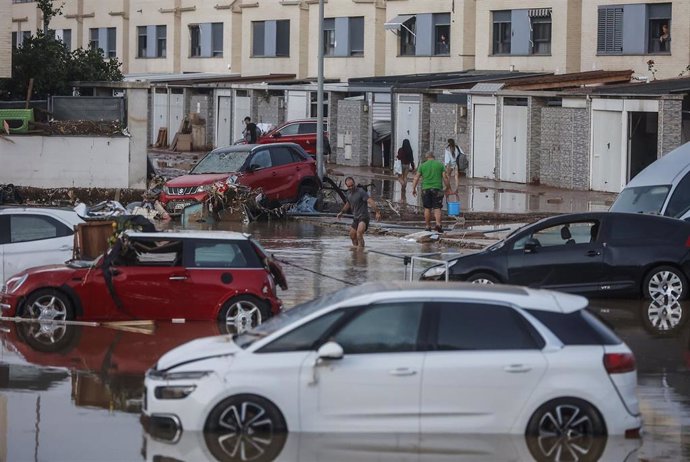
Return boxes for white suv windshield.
[191,150,251,174]
[610,185,671,215]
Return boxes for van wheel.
[218,295,269,334]
[644,266,687,301]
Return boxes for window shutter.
[613,8,623,53]
[597,7,623,54]
[597,8,606,52]
[252,22,265,56]
[200,23,212,57]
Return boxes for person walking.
[396,139,415,192]
[337,177,381,248]
[412,151,450,233]
[444,138,463,192]
[243,116,259,144]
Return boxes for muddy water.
[2,220,690,460]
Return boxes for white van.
[610,142,690,219]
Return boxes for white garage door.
[168,92,184,145]
[216,96,232,147]
[591,110,623,192]
[472,103,496,179]
[500,105,528,183]
[287,91,308,121]
[152,90,168,145]
[233,95,251,142]
[396,95,421,162]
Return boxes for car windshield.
[610,185,671,215]
[191,150,250,174]
[233,287,359,349]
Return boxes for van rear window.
[526,309,621,345]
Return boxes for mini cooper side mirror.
[317,341,344,360]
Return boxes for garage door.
[168,92,184,145]
[152,90,168,145]
[472,103,496,179]
[287,91,308,121]
[500,105,528,183]
[233,94,250,142]
[591,110,623,192]
[396,95,420,163]
[216,96,232,147]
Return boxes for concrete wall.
[540,106,591,190]
[335,100,369,167]
[475,0,581,73]
[0,136,133,188]
[0,0,9,78]
[581,0,690,80]
[127,87,148,188]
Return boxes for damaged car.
[159,143,321,214]
[421,212,690,300]
[0,231,287,330]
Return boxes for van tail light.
[604,352,636,374]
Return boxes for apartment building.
[1,0,11,78]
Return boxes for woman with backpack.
[396,139,415,192]
[444,138,465,192]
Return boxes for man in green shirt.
[412,151,450,233]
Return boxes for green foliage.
[36,0,64,33]
[0,32,123,100]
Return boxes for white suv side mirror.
[317,341,344,360]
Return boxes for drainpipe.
[316,0,325,180]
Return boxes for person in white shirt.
[443,138,462,193]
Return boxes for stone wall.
[528,97,547,184]
[254,91,285,127]
[335,100,369,166]
[189,90,214,148]
[429,103,469,158]
[540,106,591,190]
[659,98,683,157]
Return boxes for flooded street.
[2,220,690,461]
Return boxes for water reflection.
[142,430,639,462]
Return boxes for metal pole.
[316,0,325,180]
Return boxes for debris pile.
[30,120,125,136]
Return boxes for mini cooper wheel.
[644,266,687,302]
[204,394,287,462]
[526,398,606,462]
[219,296,269,334]
[466,272,499,285]
[22,289,74,322]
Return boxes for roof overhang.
[384,14,416,36]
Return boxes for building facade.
[1,0,10,79]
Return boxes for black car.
[421,212,690,300]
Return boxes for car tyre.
[15,322,81,354]
[640,297,687,336]
[526,398,606,462]
[204,394,287,462]
[22,289,75,322]
[466,272,499,285]
[643,265,687,301]
[218,295,269,334]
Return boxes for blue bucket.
[447,194,460,216]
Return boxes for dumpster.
[0,109,34,134]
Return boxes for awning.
[384,14,416,35]
[528,8,552,17]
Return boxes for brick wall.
[429,103,470,158]
[335,100,369,167]
[528,97,548,184]
[658,98,683,156]
[540,106,591,190]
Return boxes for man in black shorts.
[337,177,381,248]
[412,151,450,232]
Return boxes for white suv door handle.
[504,364,531,373]
[389,368,417,376]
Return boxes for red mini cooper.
[0,231,287,330]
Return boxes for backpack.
[455,147,469,171]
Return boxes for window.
[89,27,99,51]
[492,11,511,55]
[192,242,246,268]
[608,215,679,242]
[308,94,330,118]
[270,146,296,167]
[137,26,147,58]
[610,185,670,215]
[156,25,167,58]
[89,27,116,58]
[252,20,290,57]
[399,17,416,56]
[249,149,272,169]
[597,7,623,55]
[277,123,300,136]
[531,16,551,54]
[526,309,621,346]
[434,14,450,55]
[647,4,671,53]
[435,303,542,350]
[516,221,599,249]
[349,17,364,56]
[55,29,71,50]
[106,27,116,58]
[116,239,182,266]
[9,216,71,244]
[332,303,424,354]
[11,31,31,49]
[189,23,222,58]
[598,3,671,55]
[323,18,335,56]
[259,310,346,353]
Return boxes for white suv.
[0,207,83,284]
[143,282,641,453]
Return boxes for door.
[299,302,425,432]
[500,105,528,183]
[628,111,658,181]
[168,92,184,145]
[152,90,168,145]
[472,103,497,179]
[507,220,605,292]
[591,110,623,192]
[216,96,232,148]
[268,146,300,200]
[2,214,73,283]
[243,147,275,196]
[287,91,308,121]
[233,94,251,142]
[396,95,420,165]
[421,302,547,433]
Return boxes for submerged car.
[159,143,320,214]
[421,212,690,301]
[143,282,641,442]
[0,207,83,284]
[0,231,287,328]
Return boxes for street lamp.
[315,0,325,180]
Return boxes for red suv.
[0,231,287,330]
[258,119,331,157]
[159,142,321,214]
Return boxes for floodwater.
[2,220,690,461]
